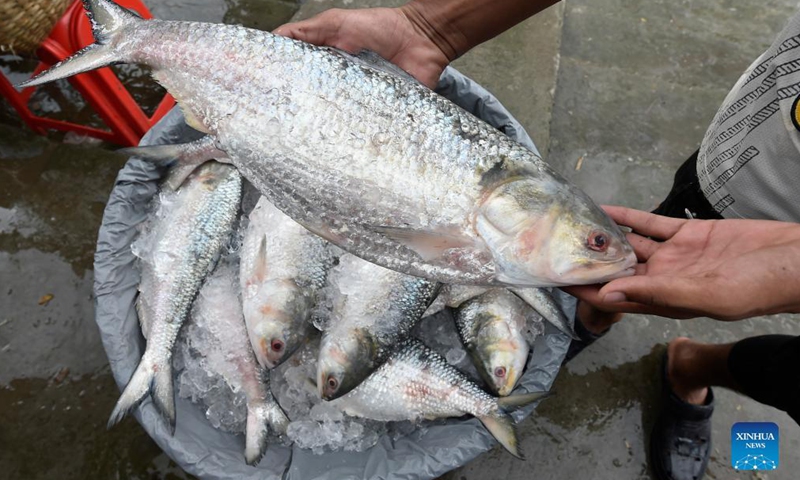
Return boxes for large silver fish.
[455,289,533,396]
[335,339,548,458]
[189,262,289,465]
[114,161,241,431]
[240,196,336,369]
[23,0,636,287]
[317,254,439,400]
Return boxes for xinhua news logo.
[731,422,779,471]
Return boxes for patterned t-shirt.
[697,12,800,222]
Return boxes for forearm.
[399,0,560,61]
[756,229,800,317]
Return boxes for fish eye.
[271,339,284,352]
[327,376,339,390]
[494,366,506,378]
[587,231,609,252]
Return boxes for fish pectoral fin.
[496,390,552,410]
[118,136,228,190]
[373,226,479,261]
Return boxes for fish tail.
[496,390,552,410]
[17,0,141,88]
[107,352,176,433]
[244,404,270,466]
[151,360,177,434]
[478,412,524,459]
[107,354,156,429]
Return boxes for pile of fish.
[22,0,637,467]
[127,166,553,463]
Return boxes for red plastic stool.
[0,0,175,146]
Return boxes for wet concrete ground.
[1,0,799,479]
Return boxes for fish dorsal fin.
[252,235,269,283]
[509,288,579,340]
[373,225,478,261]
[327,47,422,86]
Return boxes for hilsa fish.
[189,261,290,465]
[317,254,439,400]
[335,338,549,459]
[22,0,636,287]
[455,289,533,396]
[113,161,241,431]
[240,196,336,369]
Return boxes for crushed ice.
[133,182,542,455]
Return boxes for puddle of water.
[0,373,194,480]
[0,124,127,275]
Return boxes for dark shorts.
[651,150,722,220]
[656,151,799,424]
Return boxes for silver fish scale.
[327,257,439,361]
[339,339,498,421]
[130,20,553,284]
[370,275,439,357]
[140,162,241,375]
[240,197,335,294]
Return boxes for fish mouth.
[562,252,638,285]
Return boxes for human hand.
[565,206,800,320]
[273,7,451,88]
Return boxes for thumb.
[273,14,342,45]
[599,275,698,310]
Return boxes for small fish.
[455,289,531,396]
[189,262,289,465]
[335,338,548,458]
[240,196,336,369]
[425,284,576,339]
[22,0,636,288]
[317,254,439,400]
[113,162,241,432]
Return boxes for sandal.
[650,351,714,480]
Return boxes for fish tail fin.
[17,0,141,88]
[244,404,271,466]
[497,390,552,410]
[151,361,177,434]
[107,354,156,429]
[266,400,291,437]
[478,412,524,459]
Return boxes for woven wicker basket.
[0,0,73,55]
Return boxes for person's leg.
[652,334,800,480]
[666,337,738,405]
[726,335,800,423]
